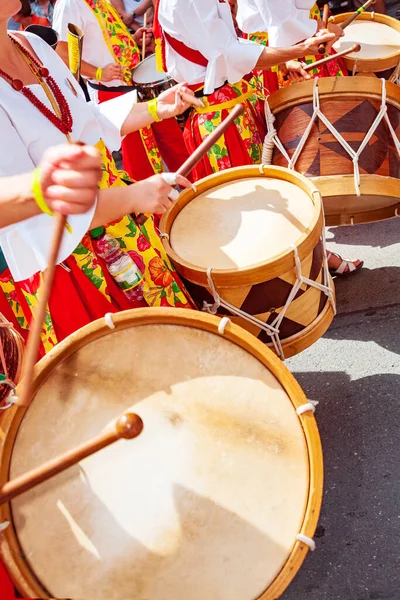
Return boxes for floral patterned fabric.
[0,140,192,355]
[83,0,164,176]
[184,77,267,181]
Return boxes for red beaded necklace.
[0,35,73,136]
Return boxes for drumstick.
[135,103,245,223]
[339,0,377,30]
[303,43,361,71]
[317,4,330,55]
[141,11,148,62]
[16,213,67,408]
[0,412,143,504]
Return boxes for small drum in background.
[25,25,59,50]
[0,314,24,405]
[131,54,176,101]
[265,77,400,226]
[0,308,323,600]
[160,166,336,359]
[332,12,400,81]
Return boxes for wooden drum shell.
[0,308,324,600]
[160,166,336,358]
[267,78,400,226]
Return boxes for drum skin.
[0,308,323,600]
[332,12,400,77]
[268,77,400,225]
[0,316,24,404]
[160,166,335,358]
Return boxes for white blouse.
[158,0,263,95]
[236,0,317,47]
[0,32,136,281]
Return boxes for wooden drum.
[332,12,400,80]
[0,308,323,600]
[266,77,400,226]
[0,314,24,405]
[160,165,336,359]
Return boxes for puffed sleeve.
[166,0,263,94]
[0,108,95,282]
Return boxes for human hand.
[302,31,336,55]
[283,60,311,83]
[101,63,123,82]
[39,145,102,215]
[155,82,196,120]
[129,173,192,214]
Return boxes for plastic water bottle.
[91,227,144,302]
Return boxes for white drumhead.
[170,177,315,270]
[334,21,400,60]
[132,54,168,84]
[10,324,309,600]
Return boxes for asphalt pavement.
[282,218,400,600]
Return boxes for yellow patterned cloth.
[0,141,192,354]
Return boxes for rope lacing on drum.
[0,380,17,411]
[263,78,400,197]
[296,534,316,551]
[202,227,336,360]
[0,521,10,532]
[0,314,12,381]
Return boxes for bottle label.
[112,262,142,291]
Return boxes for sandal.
[327,252,364,277]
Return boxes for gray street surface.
[283,218,400,599]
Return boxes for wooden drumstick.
[141,10,148,62]
[317,4,330,55]
[339,0,377,30]
[304,43,361,72]
[0,412,144,504]
[17,212,67,408]
[135,103,245,223]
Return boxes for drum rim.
[267,76,400,114]
[332,12,400,71]
[0,307,323,600]
[160,165,324,288]
[131,53,173,87]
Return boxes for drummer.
[53,0,189,183]
[235,0,348,83]
[155,0,337,181]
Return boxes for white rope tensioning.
[263,78,400,196]
[202,227,336,360]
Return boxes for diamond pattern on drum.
[182,240,327,344]
[272,98,399,179]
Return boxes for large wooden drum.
[0,314,24,405]
[266,77,400,225]
[332,12,400,80]
[0,308,323,600]
[160,165,335,359]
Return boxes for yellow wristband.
[32,168,53,216]
[147,98,162,122]
[95,67,103,81]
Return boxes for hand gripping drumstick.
[339,0,377,30]
[317,4,331,56]
[136,102,245,222]
[0,412,143,504]
[303,43,361,72]
[18,24,86,409]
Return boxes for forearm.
[134,0,153,17]
[111,0,127,14]
[56,42,97,80]
[120,101,155,136]
[0,173,40,228]
[255,43,308,70]
[91,186,134,228]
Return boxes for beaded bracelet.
[32,168,54,216]
[147,98,162,122]
[95,67,103,81]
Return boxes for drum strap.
[263,78,400,200]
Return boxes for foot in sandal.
[327,251,364,277]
